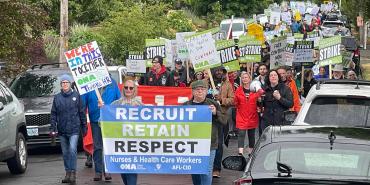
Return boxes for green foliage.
[43,30,59,62]
[97,3,170,64]
[167,10,195,36]
[206,1,225,27]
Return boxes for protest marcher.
[332,64,345,80]
[299,20,310,39]
[50,74,87,184]
[347,70,357,80]
[314,66,329,79]
[194,71,204,81]
[291,20,300,33]
[227,71,240,137]
[111,79,142,185]
[252,63,259,79]
[261,45,270,69]
[302,69,317,98]
[260,70,293,132]
[234,72,264,156]
[183,80,227,185]
[82,76,121,181]
[212,66,234,178]
[169,71,186,87]
[169,59,187,83]
[144,56,170,86]
[277,67,301,113]
[253,64,268,89]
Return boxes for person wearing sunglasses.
[111,79,142,185]
[144,55,170,86]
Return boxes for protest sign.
[304,14,314,25]
[294,10,302,21]
[281,12,292,25]
[126,59,146,74]
[101,105,212,174]
[259,16,269,25]
[128,51,145,60]
[319,36,342,66]
[294,40,314,63]
[270,35,287,69]
[64,41,111,95]
[176,32,195,61]
[145,39,166,67]
[297,2,306,15]
[264,9,272,17]
[284,43,295,66]
[247,23,264,42]
[342,51,354,68]
[238,35,262,63]
[311,6,320,15]
[185,31,220,72]
[306,31,321,48]
[270,11,281,25]
[216,39,239,72]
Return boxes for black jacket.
[50,89,87,136]
[145,66,171,86]
[303,78,317,98]
[183,98,227,150]
[261,83,293,127]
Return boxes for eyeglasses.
[152,60,159,64]
[124,86,134,90]
[61,81,70,84]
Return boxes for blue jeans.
[59,134,79,172]
[192,150,216,185]
[121,174,137,185]
[91,122,104,173]
[213,126,224,171]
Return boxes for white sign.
[126,59,146,74]
[304,14,314,25]
[259,16,269,25]
[281,12,292,25]
[176,32,195,61]
[270,11,281,25]
[270,36,287,69]
[64,41,111,95]
[185,32,220,72]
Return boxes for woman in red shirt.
[234,71,262,156]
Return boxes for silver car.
[0,80,27,174]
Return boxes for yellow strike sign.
[247,23,264,42]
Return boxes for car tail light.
[354,48,360,57]
[234,177,252,185]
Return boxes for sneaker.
[85,155,93,168]
[212,170,221,178]
[93,173,102,181]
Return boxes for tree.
[0,1,49,79]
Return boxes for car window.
[252,142,370,177]
[0,87,6,105]
[304,97,370,127]
[0,84,13,103]
[322,22,344,28]
[10,72,60,98]
[220,23,245,33]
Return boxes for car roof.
[24,67,71,76]
[266,126,370,145]
[220,18,246,24]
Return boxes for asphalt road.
[0,139,243,185]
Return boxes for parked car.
[293,80,370,127]
[220,18,247,39]
[223,125,370,185]
[107,65,127,84]
[0,80,28,174]
[9,63,74,146]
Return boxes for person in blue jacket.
[81,75,121,181]
[50,74,87,184]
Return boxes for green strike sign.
[319,36,342,66]
[238,35,262,63]
[145,39,166,67]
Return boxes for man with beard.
[211,66,234,178]
[277,66,301,113]
[332,64,345,80]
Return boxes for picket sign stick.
[95,89,103,107]
[250,62,254,77]
[329,65,332,79]
[206,68,216,90]
[186,60,190,83]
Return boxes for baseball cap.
[191,80,207,89]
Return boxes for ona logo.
[156,164,161,170]
[120,164,137,170]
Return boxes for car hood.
[20,96,54,114]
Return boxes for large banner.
[238,35,262,63]
[145,39,166,67]
[216,39,239,72]
[319,36,342,66]
[101,105,212,174]
[270,35,287,69]
[137,85,192,106]
[185,31,221,72]
[64,41,111,95]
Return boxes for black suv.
[9,63,72,146]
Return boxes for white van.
[220,18,247,39]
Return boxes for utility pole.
[59,0,68,67]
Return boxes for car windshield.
[220,23,244,33]
[252,142,370,177]
[10,73,60,98]
[322,22,344,28]
[304,97,370,127]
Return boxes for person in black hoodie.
[50,74,87,184]
[144,56,170,86]
[260,70,293,134]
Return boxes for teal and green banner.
[145,39,167,67]
[238,35,262,63]
[101,105,212,174]
[319,36,342,66]
[216,39,239,72]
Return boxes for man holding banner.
[183,80,227,185]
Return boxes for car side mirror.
[283,111,297,125]
[222,155,247,171]
[0,102,4,111]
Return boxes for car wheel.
[7,132,27,174]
